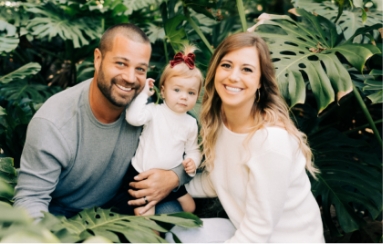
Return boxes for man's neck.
[89,79,124,124]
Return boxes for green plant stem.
[344,119,383,135]
[163,40,169,64]
[185,14,213,54]
[353,85,382,147]
[236,0,247,32]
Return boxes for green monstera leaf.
[363,69,382,104]
[292,0,383,41]
[0,63,41,84]
[0,158,17,204]
[122,0,160,15]
[0,20,19,53]
[25,2,101,48]
[146,23,166,44]
[251,8,381,113]
[57,208,202,243]
[164,15,189,52]
[309,128,382,235]
[0,80,61,104]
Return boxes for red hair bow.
[170,52,195,69]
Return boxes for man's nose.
[121,68,136,83]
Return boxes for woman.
[167,32,324,243]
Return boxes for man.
[13,23,189,219]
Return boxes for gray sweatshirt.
[14,79,188,219]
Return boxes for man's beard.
[97,65,141,107]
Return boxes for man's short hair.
[99,23,150,55]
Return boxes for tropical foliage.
[0,0,381,242]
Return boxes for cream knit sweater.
[186,125,324,243]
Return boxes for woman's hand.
[127,169,179,215]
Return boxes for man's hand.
[128,169,179,215]
[182,158,196,175]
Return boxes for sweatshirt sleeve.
[13,118,72,220]
[125,91,154,126]
[226,150,293,243]
[185,171,217,198]
[184,121,201,176]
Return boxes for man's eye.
[116,62,124,67]
[137,67,146,72]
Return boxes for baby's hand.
[144,78,155,96]
[182,158,196,175]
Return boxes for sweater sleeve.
[184,121,201,176]
[13,118,72,219]
[226,150,293,243]
[185,171,217,198]
[125,91,154,126]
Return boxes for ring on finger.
[144,196,148,204]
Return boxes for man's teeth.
[225,86,241,92]
[116,84,132,91]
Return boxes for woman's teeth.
[225,85,241,92]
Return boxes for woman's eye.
[244,67,253,72]
[221,63,230,68]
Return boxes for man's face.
[94,35,151,107]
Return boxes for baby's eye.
[174,88,180,92]
[188,91,196,95]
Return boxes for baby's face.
[161,76,200,114]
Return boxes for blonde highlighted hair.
[199,32,319,178]
[159,45,204,94]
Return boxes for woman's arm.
[185,171,217,198]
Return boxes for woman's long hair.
[199,32,319,178]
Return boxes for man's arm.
[13,118,70,219]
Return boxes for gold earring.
[256,89,261,103]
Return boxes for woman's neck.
[222,105,256,134]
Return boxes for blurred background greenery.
[0,0,382,242]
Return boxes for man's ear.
[94,48,102,73]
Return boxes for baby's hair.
[159,45,204,94]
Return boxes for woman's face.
[214,46,261,111]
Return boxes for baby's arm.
[182,158,197,175]
[125,78,156,126]
[184,120,201,177]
